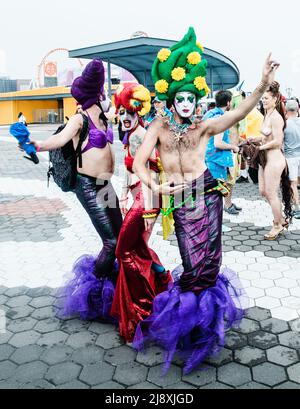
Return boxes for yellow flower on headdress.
[155,79,169,94]
[187,52,201,65]
[157,48,171,63]
[171,67,186,82]
[196,42,204,52]
[194,76,207,91]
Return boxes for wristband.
[36,144,41,153]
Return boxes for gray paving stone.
[104,346,136,366]
[255,245,273,253]
[235,319,260,335]
[0,360,17,381]
[253,363,287,386]
[72,346,105,365]
[34,318,62,334]
[7,317,37,333]
[0,344,15,361]
[168,382,196,389]
[0,331,13,345]
[261,318,290,335]
[26,288,51,298]
[0,287,6,296]
[46,362,82,386]
[234,245,253,253]
[6,306,34,320]
[0,379,22,389]
[274,382,300,389]
[41,345,73,365]
[61,319,90,334]
[96,332,124,350]
[267,346,299,367]
[80,362,115,386]
[147,364,181,388]
[5,287,27,298]
[13,361,48,383]
[37,331,68,347]
[205,348,233,367]
[237,382,270,389]
[20,380,55,389]
[10,345,44,365]
[6,296,32,308]
[31,306,54,320]
[201,382,234,389]
[279,332,300,350]
[287,363,300,383]
[29,296,55,309]
[248,331,278,350]
[9,330,40,348]
[245,307,272,322]
[93,381,125,389]
[183,366,216,387]
[58,381,89,389]
[0,295,8,305]
[136,346,165,366]
[225,331,248,350]
[225,240,241,247]
[234,346,266,367]
[265,251,284,258]
[223,246,234,252]
[127,382,162,390]
[66,331,97,349]
[218,363,252,387]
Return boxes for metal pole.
[107,59,112,99]
[210,67,214,98]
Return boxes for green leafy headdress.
[152,27,210,103]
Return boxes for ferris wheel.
[37,48,84,88]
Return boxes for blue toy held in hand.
[9,123,39,164]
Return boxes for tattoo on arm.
[130,134,143,157]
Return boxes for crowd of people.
[23,26,298,374]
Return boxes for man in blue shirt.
[204,90,241,215]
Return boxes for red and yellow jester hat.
[114,82,151,117]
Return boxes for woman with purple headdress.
[31,59,123,321]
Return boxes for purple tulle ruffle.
[133,267,247,375]
[55,255,116,322]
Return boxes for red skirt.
[111,182,172,342]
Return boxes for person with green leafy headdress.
[132,27,280,374]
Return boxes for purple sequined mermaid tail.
[133,170,247,374]
[55,175,123,322]
[55,255,118,322]
[134,267,246,375]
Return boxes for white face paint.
[119,107,139,131]
[99,92,112,113]
[174,92,196,118]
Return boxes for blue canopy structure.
[69,35,240,97]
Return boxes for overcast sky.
[0,0,299,95]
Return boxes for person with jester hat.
[111,83,172,342]
[31,59,123,323]
[133,27,280,374]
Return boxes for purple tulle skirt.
[133,267,247,375]
[55,255,116,322]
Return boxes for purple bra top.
[82,113,114,154]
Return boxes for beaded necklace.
[167,113,196,141]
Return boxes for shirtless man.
[32,59,123,321]
[132,27,279,374]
